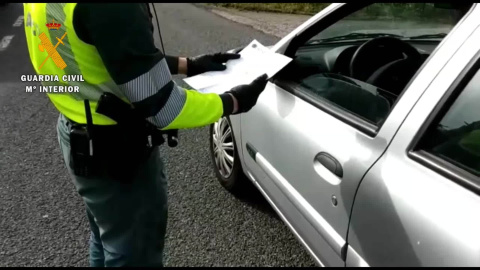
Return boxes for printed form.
[183,40,292,94]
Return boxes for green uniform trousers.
[56,113,168,267]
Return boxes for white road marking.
[13,16,24,27]
[0,35,15,51]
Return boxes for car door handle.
[314,152,343,178]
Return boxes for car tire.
[209,116,252,196]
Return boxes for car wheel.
[209,116,251,195]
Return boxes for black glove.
[187,53,240,77]
[226,74,269,115]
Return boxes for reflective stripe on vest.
[24,3,127,125]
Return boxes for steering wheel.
[349,37,422,94]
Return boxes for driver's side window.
[276,3,469,129]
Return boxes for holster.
[67,95,174,183]
[68,120,165,182]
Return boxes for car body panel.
[247,163,342,267]
[347,22,480,267]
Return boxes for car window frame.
[407,50,480,195]
[271,3,475,138]
[282,2,369,58]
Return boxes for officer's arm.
[74,3,235,130]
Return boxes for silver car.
[208,2,480,267]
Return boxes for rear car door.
[346,22,480,267]
[238,3,478,267]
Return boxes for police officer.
[24,3,268,267]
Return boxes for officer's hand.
[226,74,269,115]
[187,53,240,77]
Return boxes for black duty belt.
[65,116,178,150]
[66,94,178,179]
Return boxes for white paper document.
[183,40,292,94]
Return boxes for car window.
[420,68,480,175]
[308,3,463,42]
[298,73,392,125]
[276,3,471,130]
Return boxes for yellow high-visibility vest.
[24,3,127,125]
[24,3,227,130]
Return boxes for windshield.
[308,3,471,43]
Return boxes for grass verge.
[208,3,329,15]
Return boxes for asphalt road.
[0,3,316,267]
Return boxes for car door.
[346,22,480,267]
[238,3,478,267]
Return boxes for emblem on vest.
[38,19,67,70]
